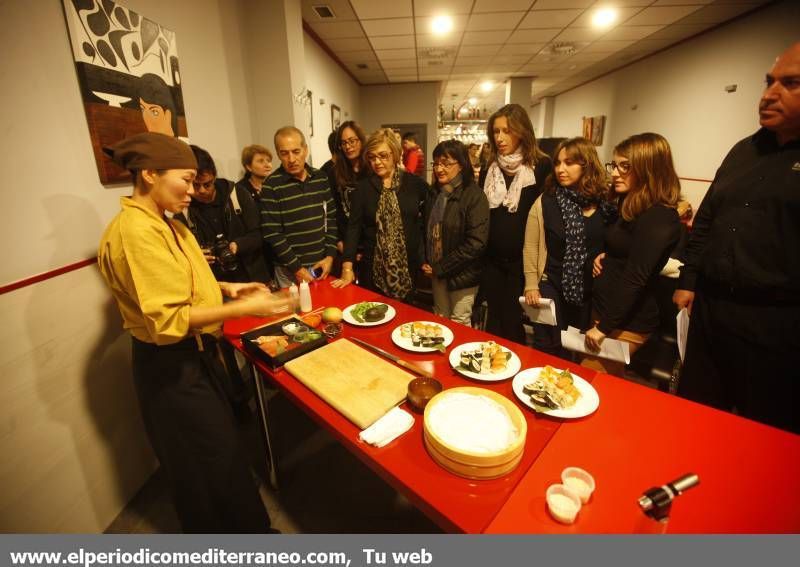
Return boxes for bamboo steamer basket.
[423,386,526,480]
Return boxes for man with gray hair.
[674,42,800,433]
[261,126,338,286]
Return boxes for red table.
[484,372,800,533]
[225,279,596,533]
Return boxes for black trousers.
[677,286,800,434]
[131,335,271,533]
[481,258,526,345]
[531,278,591,360]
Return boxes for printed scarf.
[373,170,413,299]
[483,151,535,213]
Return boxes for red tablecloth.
[225,279,596,533]
[484,372,800,533]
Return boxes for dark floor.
[105,391,442,534]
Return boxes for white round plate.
[342,302,396,326]
[512,367,600,419]
[448,341,522,382]
[390,321,455,353]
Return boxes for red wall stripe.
[0,257,97,296]
[680,177,714,183]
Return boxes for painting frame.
[331,104,341,132]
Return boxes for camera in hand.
[214,233,239,273]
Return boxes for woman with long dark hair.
[332,128,428,300]
[479,103,552,343]
[422,140,489,325]
[583,132,681,375]
[523,137,615,358]
[330,120,368,252]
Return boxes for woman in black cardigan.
[332,128,428,301]
[422,140,489,326]
[584,132,681,376]
[479,103,552,344]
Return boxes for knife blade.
[350,338,435,379]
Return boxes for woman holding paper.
[478,104,552,343]
[582,133,681,375]
[522,137,615,358]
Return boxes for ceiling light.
[592,7,617,28]
[480,81,494,93]
[431,15,454,35]
[468,97,477,106]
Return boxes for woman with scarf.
[479,104,552,343]
[332,128,428,300]
[583,133,681,376]
[523,137,616,359]
[422,140,490,326]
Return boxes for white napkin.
[359,407,414,448]
[519,296,557,326]
[660,257,684,279]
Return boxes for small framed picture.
[331,104,341,131]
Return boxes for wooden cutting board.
[284,339,414,429]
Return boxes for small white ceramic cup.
[546,483,582,524]
[561,466,596,503]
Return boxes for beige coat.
[523,195,547,293]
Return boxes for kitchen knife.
[350,338,435,379]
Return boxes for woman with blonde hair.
[332,128,428,300]
[236,144,273,200]
[479,103,552,343]
[584,132,682,375]
[523,137,615,358]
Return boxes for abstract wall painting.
[62,0,188,184]
[582,115,606,146]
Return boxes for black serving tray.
[241,316,328,369]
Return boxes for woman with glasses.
[330,121,368,253]
[422,140,489,325]
[332,128,428,300]
[523,137,616,358]
[478,103,552,343]
[582,133,681,376]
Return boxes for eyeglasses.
[605,161,632,175]
[431,160,459,169]
[366,152,392,163]
[340,137,360,148]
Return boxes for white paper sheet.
[676,308,690,362]
[560,326,631,364]
[519,296,557,326]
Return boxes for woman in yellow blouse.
[98,132,288,533]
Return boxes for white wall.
[0,0,255,532]
[550,0,799,210]
[360,82,440,178]
[303,34,360,168]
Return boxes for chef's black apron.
[131,334,270,533]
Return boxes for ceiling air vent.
[312,5,336,19]
[548,42,576,56]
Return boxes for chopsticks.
[243,306,326,333]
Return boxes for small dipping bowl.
[561,466,596,503]
[546,483,582,524]
[323,322,343,338]
[282,322,308,336]
[407,377,443,413]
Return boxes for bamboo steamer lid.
[423,387,526,480]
